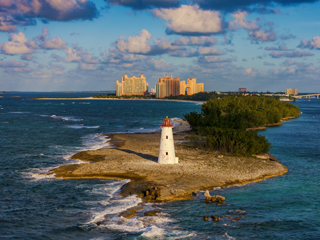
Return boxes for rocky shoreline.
[50,119,288,203]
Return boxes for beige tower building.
[180,78,204,96]
[116,73,148,97]
[156,74,180,98]
[285,88,298,96]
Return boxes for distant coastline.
[32,97,206,104]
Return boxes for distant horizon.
[2,90,318,95]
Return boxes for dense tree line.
[165,92,221,101]
[184,96,300,156]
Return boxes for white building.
[158,117,179,164]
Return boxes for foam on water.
[66,125,100,129]
[78,133,111,151]
[8,111,30,114]
[21,167,57,181]
[86,190,142,224]
[40,114,83,121]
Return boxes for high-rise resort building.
[238,88,247,93]
[116,73,148,97]
[156,74,180,98]
[285,88,298,96]
[180,78,204,95]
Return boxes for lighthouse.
[158,116,179,164]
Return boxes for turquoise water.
[0,92,319,239]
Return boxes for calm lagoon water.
[0,92,319,239]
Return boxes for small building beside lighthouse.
[158,117,179,164]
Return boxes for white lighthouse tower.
[158,116,179,164]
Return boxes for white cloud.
[64,46,101,64]
[249,30,276,42]
[114,30,180,55]
[64,47,82,62]
[298,36,320,50]
[153,5,223,34]
[0,32,34,55]
[229,11,260,31]
[40,37,67,49]
[115,29,151,54]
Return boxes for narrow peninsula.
[51,119,288,202]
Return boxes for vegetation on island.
[184,96,300,156]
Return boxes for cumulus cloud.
[64,45,101,64]
[228,11,260,31]
[0,28,67,55]
[153,5,223,35]
[40,37,67,50]
[249,29,276,41]
[38,28,67,50]
[114,29,180,55]
[172,36,218,46]
[270,50,314,58]
[298,36,320,50]
[105,0,179,9]
[115,29,152,54]
[0,32,34,55]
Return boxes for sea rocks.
[118,209,136,219]
[204,191,225,203]
[144,210,161,216]
[118,205,144,219]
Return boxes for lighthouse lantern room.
[158,116,179,164]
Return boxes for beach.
[51,119,288,202]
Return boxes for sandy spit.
[50,119,288,202]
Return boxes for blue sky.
[0,0,320,92]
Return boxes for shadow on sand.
[117,149,158,162]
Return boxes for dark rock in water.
[118,205,144,219]
[216,195,225,201]
[211,215,217,219]
[205,196,212,201]
[144,210,161,216]
[119,209,136,219]
[204,216,209,221]
[235,217,240,220]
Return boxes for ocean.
[0,92,319,239]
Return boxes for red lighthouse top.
[161,116,173,127]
